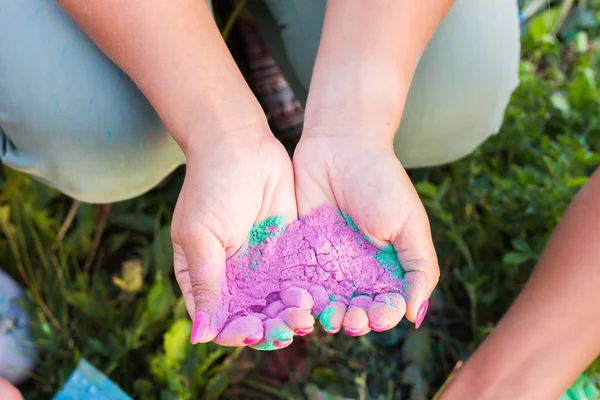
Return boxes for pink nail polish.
[415,300,429,329]
[243,336,261,346]
[294,326,314,336]
[368,322,387,332]
[274,339,293,348]
[344,328,363,337]
[190,312,211,344]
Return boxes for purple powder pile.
[225,204,405,319]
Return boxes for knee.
[0,0,185,203]
[394,0,520,168]
[42,131,184,204]
[1,119,184,204]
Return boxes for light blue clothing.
[53,359,132,400]
[0,0,520,203]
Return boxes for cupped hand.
[171,128,306,347]
[293,133,439,335]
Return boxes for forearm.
[58,1,267,151]
[441,168,600,399]
[304,0,454,143]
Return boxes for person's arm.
[439,168,600,399]
[58,0,269,151]
[299,1,454,323]
[303,0,455,144]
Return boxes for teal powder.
[340,211,360,232]
[319,306,336,332]
[342,212,404,280]
[375,245,404,281]
[247,215,285,248]
[266,327,293,342]
[342,211,376,245]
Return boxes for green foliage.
[0,1,599,399]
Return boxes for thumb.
[174,228,229,344]
[393,207,439,327]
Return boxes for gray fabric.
[0,0,185,203]
[0,0,520,203]
[256,0,521,168]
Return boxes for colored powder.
[247,215,285,248]
[375,245,404,281]
[318,306,336,332]
[224,204,405,319]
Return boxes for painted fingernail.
[243,335,262,346]
[344,328,364,337]
[415,300,429,329]
[368,322,387,332]
[294,326,314,336]
[325,327,341,334]
[190,312,211,344]
[274,339,293,348]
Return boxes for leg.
[252,0,520,168]
[0,0,185,204]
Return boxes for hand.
[171,128,300,346]
[293,133,439,335]
[0,378,23,400]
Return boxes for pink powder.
[225,204,404,318]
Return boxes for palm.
[293,135,438,334]
[294,137,418,245]
[172,134,312,348]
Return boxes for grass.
[1,1,600,399]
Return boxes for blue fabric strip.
[53,359,131,400]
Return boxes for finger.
[281,286,314,310]
[318,301,346,334]
[263,300,285,318]
[250,318,295,351]
[277,307,315,335]
[308,284,329,316]
[368,293,406,332]
[393,206,439,325]
[182,229,229,344]
[343,295,372,336]
[214,315,264,347]
[173,242,196,319]
[343,307,370,336]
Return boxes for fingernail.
[294,326,314,336]
[325,327,341,334]
[415,300,429,329]
[344,327,364,337]
[243,336,261,346]
[274,339,293,348]
[368,322,387,332]
[191,312,211,344]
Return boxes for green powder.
[251,322,295,351]
[341,211,377,245]
[318,306,336,332]
[341,212,404,281]
[247,215,285,248]
[244,215,286,270]
[375,245,404,281]
[340,211,360,232]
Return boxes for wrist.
[168,91,271,155]
[303,67,410,145]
